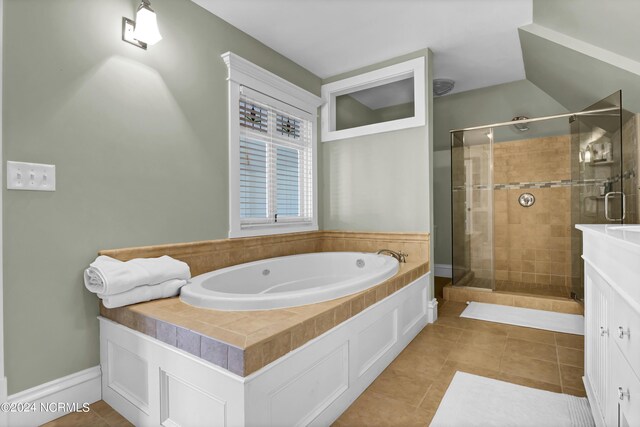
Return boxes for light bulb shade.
[133,5,162,45]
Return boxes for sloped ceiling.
[533,0,640,64]
[522,0,640,113]
[349,78,414,110]
[520,27,640,113]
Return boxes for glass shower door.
[451,131,469,285]
[451,128,494,289]
[570,91,623,300]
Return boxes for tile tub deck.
[100,260,429,377]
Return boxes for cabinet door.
[611,344,640,427]
[585,263,612,423]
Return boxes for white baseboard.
[7,366,101,427]
[427,298,438,323]
[434,264,452,278]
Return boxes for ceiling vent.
[511,116,530,132]
[433,79,455,96]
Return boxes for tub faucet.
[376,249,408,263]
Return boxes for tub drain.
[356,259,365,268]
[262,269,270,276]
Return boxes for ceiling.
[192,0,532,95]
[348,78,414,110]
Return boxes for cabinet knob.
[618,326,630,339]
[618,386,629,401]
[600,326,609,337]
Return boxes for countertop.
[576,224,640,252]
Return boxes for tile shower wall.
[493,136,572,296]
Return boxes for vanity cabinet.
[584,263,612,425]
[578,225,640,427]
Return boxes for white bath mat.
[461,302,584,335]
[430,372,594,427]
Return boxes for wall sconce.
[122,0,162,50]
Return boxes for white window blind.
[238,87,313,229]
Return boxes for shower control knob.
[600,326,609,337]
[518,193,535,207]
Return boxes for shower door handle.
[604,191,625,221]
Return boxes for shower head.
[433,79,455,96]
[511,116,530,132]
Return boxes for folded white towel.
[99,279,187,309]
[84,255,190,296]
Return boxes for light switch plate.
[7,161,56,191]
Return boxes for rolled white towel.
[84,255,191,296]
[99,278,187,309]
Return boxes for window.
[321,57,426,142]
[238,91,313,227]
[222,52,322,238]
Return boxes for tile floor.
[333,300,585,426]
[42,400,131,427]
[47,300,585,427]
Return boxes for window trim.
[222,52,322,238]
[320,57,426,142]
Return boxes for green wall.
[335,95,380,130]
[432,80,567,265]
[321,50,432,235]
[377,102,415,123]
[336,96,414,131]
[3,0,320,394]
[322,126,429,231]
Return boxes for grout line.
[415,382,434,410]
[497,330,511,375]
[555,338,564,393]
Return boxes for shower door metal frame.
[451,107,619,133]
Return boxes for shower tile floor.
[46,301,585,427]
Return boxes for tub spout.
[376,249,408,263]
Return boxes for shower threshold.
[453,276,572,299]
[444,284,583,315]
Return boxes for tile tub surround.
[98,230,429,277]
[100,260,429,377]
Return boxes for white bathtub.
[179,252,399,311]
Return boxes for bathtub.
[179,252,399,311]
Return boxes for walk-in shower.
[451,91,638,301]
